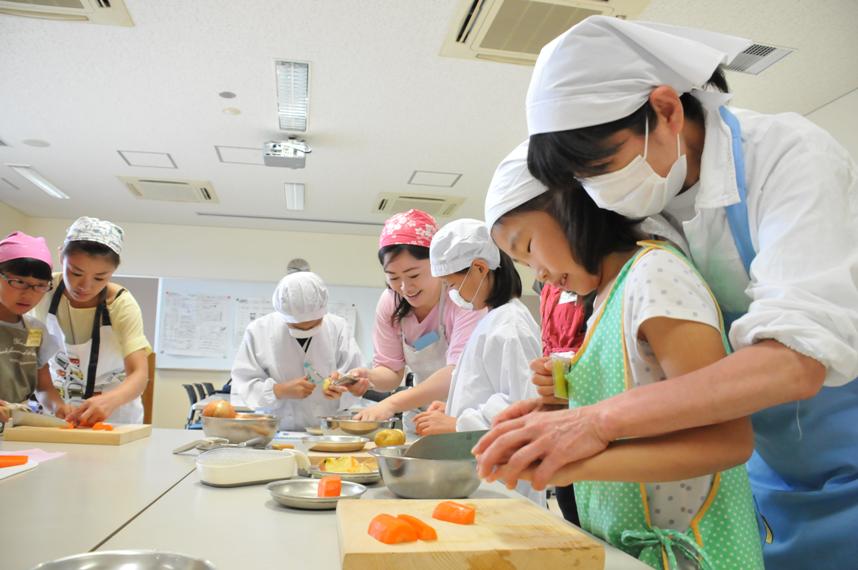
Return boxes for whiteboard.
[154,277,383,371]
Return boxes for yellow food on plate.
[271,443,295,450]
[374,428,406,447]
[320,456,375,473]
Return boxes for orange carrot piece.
[432,501,476,525]
[92,422,114,431]
[317,475,342,497]
[397,514,438,541]
[0,456,28,468]
[60,422,75,430]
[368,514,418,544]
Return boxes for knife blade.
[404,429,489,460]
[11,409,69,428]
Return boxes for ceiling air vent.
[374,193,465,218]
[120,176,218,204]
[724,43,793,75]
[0,0,133,26]
[441,0,650,66]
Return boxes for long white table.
[2,428,649,569]
[1,428,201,570]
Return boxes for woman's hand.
[345,368,371,397]
[66,393,121,426]
[353,401,396,421]
[274,377,316,400]
[473,405,609,490]
[414,410,456,436]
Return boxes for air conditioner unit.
[441,0,649,66]
[120,177,218,204]
[374,193,465,218]
[0,0,133,26]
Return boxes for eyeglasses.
[0,273,54,293]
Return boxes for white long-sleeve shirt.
[230,313,364,431]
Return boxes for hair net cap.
[484,140,549,230]
[272,271,328,323]
[65,216,124,255]
[527,15,752,135]
[379,209,438,249]
[430,218,500,277]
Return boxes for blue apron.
[720,107,858,569]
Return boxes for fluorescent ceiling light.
[6,164,69,199]
[285,183,305,211]
[275,61,310,132]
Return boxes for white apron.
[46,284,143,424]
[399,291,449,433]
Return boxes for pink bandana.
[0,231,53,268]
[378,209,438,249]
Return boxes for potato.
[374,429,406,447]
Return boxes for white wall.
[0,201,27,236]
[807,88,858,160]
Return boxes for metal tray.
[30,550,215,569]
[304,435,369,452]
[267,478,366,510]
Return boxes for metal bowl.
[304,425,324,436]
[370,445,480,499]
[201,414,277,446]
[30,550,215,569]
[319,415,399,438]
[303,435,369,452]
[310,457,381,484]
[267,478,367,510]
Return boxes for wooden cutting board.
[337,498,605,570]
[3,424,152,446]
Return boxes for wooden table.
[2,428,649,570]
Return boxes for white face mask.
[579,118,686,217]
[447,266,486,311]
[289,325,320,339]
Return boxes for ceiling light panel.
[6,164,69,199]
[118,150,177,168]
[215,146,264,166]
[408,170,463,188]
[285,183,305,210]
[275,61,310,132]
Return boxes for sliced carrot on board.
[397,514,437,541]
[368,514,418,544]
[60,422,75,430]
[317,475,342,497]
[92,422,114,431]
[432,501,476,525]
[0,456,28,468]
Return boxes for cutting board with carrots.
[337,498,604,570]
[3,424,152,446]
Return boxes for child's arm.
[516,316,754,487]
[34,364,72,418]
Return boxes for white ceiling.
[1,0,856,236]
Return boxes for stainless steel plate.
[304,426,324,436]
[30,550,215,569]
[267,478,366,510]
[305,435,369,452]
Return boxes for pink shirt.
[372,288,486,370]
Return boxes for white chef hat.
[484,140,549,230]
[430,218,500,277]
[272,271,328,323]
[65,216,124,255]
[526,15,751,135]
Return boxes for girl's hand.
[530,357,568,405]
[66,393,121,426]
[345,368,371,397]
[426,400,446,414]
[54,402,74,420]
[353,402,395,421]
[323,372,348,400]
[414,410,456,436]
[274,377,316,400]
[0,401,10,424]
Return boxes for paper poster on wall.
[329,301,358,339]
[161,291,231,358]
[233,296,273,347]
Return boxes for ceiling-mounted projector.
[263,138,312,168]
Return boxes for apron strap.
[48,280,65,315]
[621,526,716,570]
[85,289,110,399]
[718,106,756,275]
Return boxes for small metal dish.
[310,459,381,484]
[304,435,369,452]
[267,478,367,510]
[30,550,215,569]
[319,415,399,438]
[304,426,324,436]
[201,414,277,446]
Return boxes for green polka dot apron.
[565,241,764,570]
